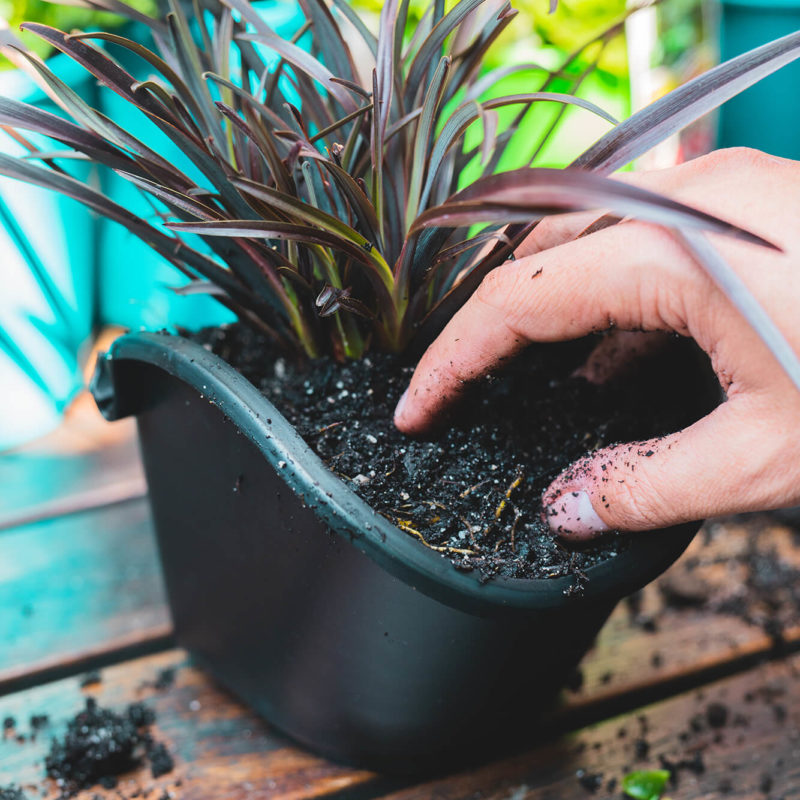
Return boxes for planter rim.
[92,330,700,615]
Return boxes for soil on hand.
[197,325,711,585]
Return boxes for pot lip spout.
[91,330,700,615]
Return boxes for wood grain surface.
[0,650,376,800]
[376,652,800,799]
[0,498,171,693]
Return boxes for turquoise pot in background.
[717,0,800,158]
[0,54,96,450]
[97,0,305,332]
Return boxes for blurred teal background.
[717,0,800,159]
[0,54,96,449]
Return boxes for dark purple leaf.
[412,167,778,250]
[574,30,800,173]
[678,230,800,393]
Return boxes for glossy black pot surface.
[91,332,707,773]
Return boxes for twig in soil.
[312,421,344,436]
[568,552,589,584]
[510,505,522,553]
[457,514,481,550]
[542,567,565,578]
[421,500,447,510]
[458,478,491,499]
[495,468,524,520]
[395,519,476,556]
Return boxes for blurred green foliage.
[350,0,629,75]
[351,0,631,169]
[0,0,155,69]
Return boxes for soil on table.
[658,514,800,640]
[195,324,713,587]
[46,697,173,797]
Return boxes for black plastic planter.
[92,331,706,773]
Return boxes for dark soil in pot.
[192,324,712,588]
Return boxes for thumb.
[542,396,790,539]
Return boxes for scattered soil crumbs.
[658,516,800,639]
[79,670,102,688]
[575,769,604,792]
[139,667,177,692]
[197,325,710,585]
[45,698,173,797]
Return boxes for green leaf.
[622,770,671,800]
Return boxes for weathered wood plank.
[565,515,800,712]
[0,498,171,692]
[0,650,375,799]
[3,643,799,800]
[375,651,800,800]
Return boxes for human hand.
[394,148,800,539]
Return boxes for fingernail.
[393,388,409,426]
[545,490,609,539]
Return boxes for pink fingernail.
[393,388,409,425]
[545,490,609,539]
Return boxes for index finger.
[393,221,695,434]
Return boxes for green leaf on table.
[622,769,671,800]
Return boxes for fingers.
[394,221,698,434]
[516,210,605,258]
[543,393,800,538]
[575,331,671,384]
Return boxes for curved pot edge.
[91,330,701,615]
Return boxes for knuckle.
[699,146,771,174]
[475,262,526,316]
[606,463,670,530]
[627,220,677,255]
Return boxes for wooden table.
[2,388,800,799]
